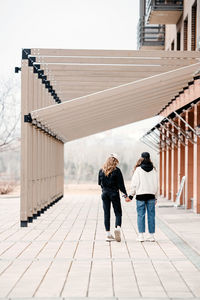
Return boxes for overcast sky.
[0,0,161,143]
[0,0,139,79]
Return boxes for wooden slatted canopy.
[20,48,200,226]
[32,49,200,101]
[29,49,200,142]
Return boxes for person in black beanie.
[98,153,130,242]
[128,152,158,242]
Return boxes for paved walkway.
[0,191,200,299]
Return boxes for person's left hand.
[125,197,131,202]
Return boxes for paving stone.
[65,298,117,300]
[62,261,91,297]
[10,298,64,300]
[35,260,71,297]
[167,291,194,298]
[0,194,199,299]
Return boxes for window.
[191,1,197,51]
[177,31,181,50]
[171,40,174,50]
[184,18,188,50]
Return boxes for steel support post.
[166,123,172,200]
[159,140,162,196]
[177,116,185,206]
[185,109,194,209]
[173,124,178,202]
[193,103,200,213]
[170,123,175,202]
[161,127,166,198]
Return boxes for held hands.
[124,195,157,204]
[125,196,131,202]
[122,194,133,202]
[125,194,134,202]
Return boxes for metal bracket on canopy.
[140,138,160,154]
[144,134,160,149]
[159,124,181,147]
[152,130,171,148]
[174,111,199,139]
[150,129,162,142]
[165,117,195,144]
[156,127,173,149]
[145,125,172,149]
[146,131,161,145]
[140,136,160,153]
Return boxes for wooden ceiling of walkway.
[30,49,200,141]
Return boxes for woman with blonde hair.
[129,152,158,242]
[98,153,129,242]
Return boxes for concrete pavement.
[0,190,200,299]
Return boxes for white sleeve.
[130,168,140,196]
[154,170,158,199]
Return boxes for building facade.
[138,0,200,213]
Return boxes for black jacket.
[98,167,127,195]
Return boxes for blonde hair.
[102,157,119,177]
[133,157,156,172]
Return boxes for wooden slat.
[31,48,200,58]
[40,63,187,72]
[35,56,199,66]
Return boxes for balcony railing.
[146,0,183,24]
[137,17,165,50]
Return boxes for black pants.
[101,190,122,231]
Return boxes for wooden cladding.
[20,58,64,227]
[158,78,200,213]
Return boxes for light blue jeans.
[136,199,155,234]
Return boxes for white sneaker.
[114,229,121,242]
[137,233,144,242]
[147,234,155,242]
[106,234,115,242]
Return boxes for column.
[20,60,29,226]
[173,124,178,202]
[185,109,194,209]
[193,103,200,213]
[166,123,172,200]
[159,143,162,196]
[161,128,166,197]
[177,116,185,206]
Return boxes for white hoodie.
[130,166,158,198]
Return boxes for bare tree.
[0,78,20,152]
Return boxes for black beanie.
[141,152,150,159]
